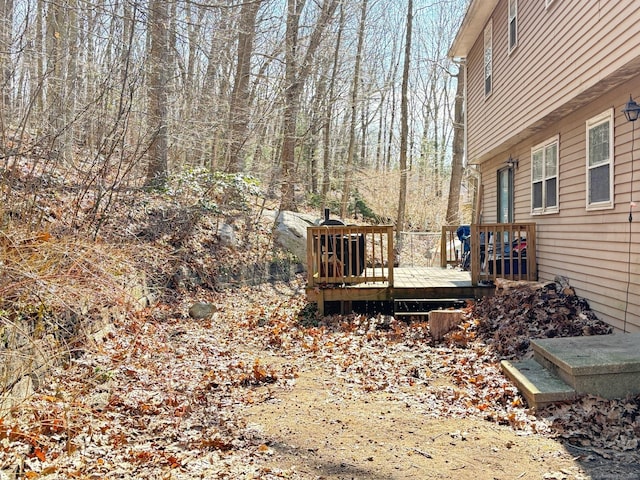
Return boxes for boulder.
[273,211,319,265]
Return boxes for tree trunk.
[0,0,14,117]
[396,0,412,246]
[62,0,79,162]
[321,3,345,211]
[227,0,262,173]
[145,0,169,188]
[46,1,64,155]
[340,0,368,219]
[446,63,465,225]
[280,0,338,212]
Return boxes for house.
[449,0,640,333]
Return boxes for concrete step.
[501,358,576,409]
[532,333,640,399]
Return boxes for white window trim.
[531,135,560,215]
[508,0,518,54]
[484,20,492,97]
[586,109,614,211]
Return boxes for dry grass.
[0,217,166,416]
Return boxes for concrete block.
[429,309,463,341]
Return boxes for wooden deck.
[306,223,535,315]
[306,266,494,315]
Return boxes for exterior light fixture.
[624,94,638,223]
[506,155,519,169]
[623,95,640,122]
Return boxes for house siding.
[465,0,640,164]
[478,80,640,332]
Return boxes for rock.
[0,375,34,418]
[273,211,319,265]
[218,223,237,248]
[189,302,217,319]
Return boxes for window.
[531,136,559,214]
[508,0,517,52]
[498,167,514,222]
[586,109,614,210]
[484,21,492,96]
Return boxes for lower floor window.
[531,136,559,214]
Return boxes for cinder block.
[429,309,464,341]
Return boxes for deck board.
[392,267,473,289]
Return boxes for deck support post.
[317,290,325,316]
[341,300,352,314]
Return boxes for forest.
[0,0,468,234]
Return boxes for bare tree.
[227,0,262,173]
[340,0,368,219]
[0,0,14,118]
[145,0,170,188]
[445,62,465,225]
[396,0,413,243]
[320,3,345,211]
[280,0,339,212]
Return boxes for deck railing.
[470,223,537,285]
[307,225,394,288]
[306,223,535,289]
[439,223,537,284]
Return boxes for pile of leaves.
[468,281,613,359]
[541,394,640,456]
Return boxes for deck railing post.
[470,224,479,285]
[440,226,447,268]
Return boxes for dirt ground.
[244,356,639,480]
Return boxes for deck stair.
[501,333,640,409]
[393,298,467,321]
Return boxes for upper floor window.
[586,109,614,210]
[484,20,492,96]
[508,0,517,52]
[531,136,559,214]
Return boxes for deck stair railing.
[307,225,394,288]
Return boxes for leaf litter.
[2,275,640,478]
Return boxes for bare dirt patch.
[245,363,589,479]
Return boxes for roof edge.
[448,0,500,59]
